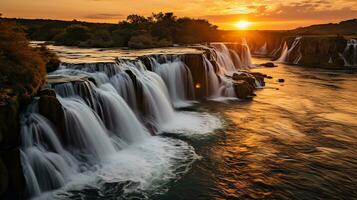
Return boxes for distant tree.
[54,25,91,45]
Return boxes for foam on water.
[161,112,223,135]
[32,137,198,200]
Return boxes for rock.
[0,158,8,195]
[38,95,66,136]
[0,149,25,199]
[46,74,89,85]
[232,72,266,87]
[267,76,273,79]
[37,89,56,97]
[184,54,208,99]
[278,79,285,83]
[232,73,256,86]
[260,62,277,68]
[233,80,255,99]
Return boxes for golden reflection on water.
[200,60,357,199]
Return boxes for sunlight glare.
[235,20,251,30]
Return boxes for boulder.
[233,80,255,99]
[278,79,285,83]
[260,62,277,68]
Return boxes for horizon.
[1,0,357,30]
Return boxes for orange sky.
[1,0,357,30]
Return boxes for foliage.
[3,12,221,48]
[0,21,46,98]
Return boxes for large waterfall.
[20,43,256,199]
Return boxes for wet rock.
[37,89,56,97]
[260,62,277,68]
[232,73,256,86]
[233,80,255,99]
[38,95,66,135]
[46,74,88,85]
[278,79,285,83]
[184,54,207,99]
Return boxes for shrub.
[0,22,46,98]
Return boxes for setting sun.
[235,20,252,30]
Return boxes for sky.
[1,0,357,30]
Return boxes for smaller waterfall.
[211,43,237,73]
[276,37,302,63]
[149,55,195,108]
[21,113,78,196]
[276,42,289,63]
[202,55,220,97]
[254,42,268,55]
[342,39,357,66]
[240,38,254,68]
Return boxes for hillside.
[293,19,357,35]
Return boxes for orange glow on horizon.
[235,20,252,30]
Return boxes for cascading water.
[342,39,357,66]
[241,38,254,68]
[254,42,268,55]
[19,42,263,198]
[276,42,288,63]
[276,37,302,64]
[148,55,196,108]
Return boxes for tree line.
[1,13,222,49]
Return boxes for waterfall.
[21,42,258,198]
[241,38,254,68]
[342,39,357,66]
[276,37,302,63]
[202,55,220,97]
[21,113,78,196]
[254,42,268,55]
[211,43,237,73]
[149,55,196,108]
[209,40,253,74]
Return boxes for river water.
[26,43,357,199]
[156,58,357,200]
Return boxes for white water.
[254,42,268,55]
[342,39,357,66]
[149,55,196,108]
[276,37,302,64]
[20,43,261,198]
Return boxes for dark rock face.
[0,93,25,199]
[38,92,65,136]
[183,54,208,99]
[274,36,348,68]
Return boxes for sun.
[235,20,251,30]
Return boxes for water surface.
[157,59,357,199]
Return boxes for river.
[157,58,357,199]
[25,44,357,199]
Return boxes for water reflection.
[158,58,357,200]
